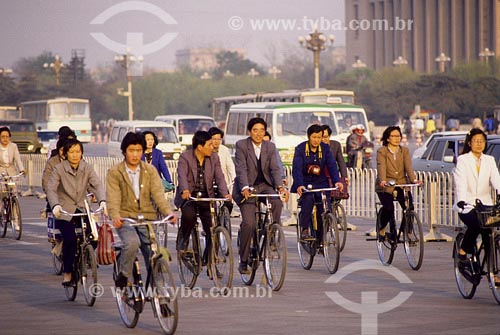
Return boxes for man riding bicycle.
[107,132,177,288]
[291,124,344,240]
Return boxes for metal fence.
[21,154,459,238]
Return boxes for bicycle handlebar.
[60,207,103,217]
[188,196,230,202]
[303,187,339,193]
[248,193,282,198]
[0,172,24,180]
[121,214,174,227]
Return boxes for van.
[108,120,183,160]
[0,119,43,154]
[224,102,370,164]
[154,114,216,146]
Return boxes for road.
[1,196,499,335]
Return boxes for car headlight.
[27,144,34,151]
[173,153,180,160]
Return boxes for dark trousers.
[376,189,412,230]
[179,201,212,253]
[299,192,330,238]
[238,183,282,263]
[458,210,490,254]
[58,211,89,274]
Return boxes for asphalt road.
[1,196,500,335]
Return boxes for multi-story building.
[175,48,246,71]
[346,0,500,73]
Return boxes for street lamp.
[43,55,64,86]
[115,52,143,121]
[223,70,234,78]
[200,72,212,80]
[393,56,408,67]
[0,68,13,76]
[351,59,367,69]
[298,28,334,89]
[247,68,259,78]
[435,52,451,73]
[268,65,281,79]
[479,47,495,65]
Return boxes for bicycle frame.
[0,172,24,240]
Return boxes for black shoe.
[160,303,172,317]
[176,236,188,251]
[115,272,128,289]
[301,228,311,240]
[239,262,251,275]
[378,232,386,242]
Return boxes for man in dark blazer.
[175,131,231,259]
[233,117,289,274]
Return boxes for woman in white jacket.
[453,128,500,261]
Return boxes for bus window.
[237,113,248,136]
[48,102,68,119]
[226,113,238,135]
[71,102,89,117]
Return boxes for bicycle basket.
[475,199,500,227]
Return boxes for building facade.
[346,0,500,73]
[175,48,246,71]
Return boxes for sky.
[0,0,345,71]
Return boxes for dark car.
[0,119,43,154]
[411,135,465,172]
[485,138,500,168]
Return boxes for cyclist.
[454,128,500,266]
[263,131,287,186]
[233,117,289,275]
[107,132,177,288]
[46,138,106,286]
[48,126,76,158]
[141,130,173,189]
[175,131,232,268]
[375,126,422,241]
[321,124,349,185]
[0,126,25,177]
[291,124,344,240]
[347,124,370,168]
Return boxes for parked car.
[0,119,43,154]
[412,131,468,159]
[411,135,465,172]
[37,130,59,155]
[485,138,500,168]
[154,114,216,146]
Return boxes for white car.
[412,131,468,159]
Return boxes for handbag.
[96,222,116,265]
[162,179,175,192]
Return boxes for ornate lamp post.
[223,70,234,78]
[393,56,408,67]
[268,65,281,79]
[200,72,212,80]
[435,52,451,73]
[298,29,334,89]
[115,52,143,121]
[352,59,367,69]
[247,68,259,78]
[43,54,64,86]
[479,47,495,68]
[0,68,13,76]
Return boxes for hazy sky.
[0,0,345,70]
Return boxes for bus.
[18,97,92,142]
[212,89,355,127]
[0,106,19,119]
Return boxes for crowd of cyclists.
[3,118,500,328]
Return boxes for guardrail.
[21,154,460,240]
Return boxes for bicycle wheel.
[11,197,22,240]
[453,233,477,299]
[211,226,234,293]
[487,234,500,304]
[0,198,7,238]
[296,209,314,270]
[403,211,424,270]
[376,209,395,266]
[323,213,340,274]
[241,233,257,286]
[151,258,178,335]
[82,244,98,306]
[156,222,168,249]
[52,241,63,275]
[334,202,348,252]
[64,268,78,301]
[219,205,232,240]
[264,223,287,291]
[114,260,141,328]
[176,228,201,289]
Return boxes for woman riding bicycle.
[376,126,422,241]
[291,124,344,240]
[0,126,25,177]
[453,128,500,264]
[46,138,106,286]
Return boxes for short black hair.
[247,117,267,132]
[0,126,11,137]
[321,124,332,136]
[307,124,323,137]
[264,131,272,140]
[63,138,83,156]
[142,130,158,147]
[462,128,487,155]
[58,126,76,140]
[208,127,224,138]
[192,130,212,148]
[121,132,146,154]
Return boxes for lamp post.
[223,70,234,78]
[247,68,259,78]
[200,72,212,80]
[298,28,334,89]
[268,65,281,79]
[352,59,367,69]
[43,54,64,86]
[0,68,13,76]
[393,56,408,67]
[435,52,451,73]
[479,47,495,72]
[115,52,143,121]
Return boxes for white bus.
[18,97,92,142]
[224,102,369,164]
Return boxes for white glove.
[52,205,63,218]
[99,201,107,216]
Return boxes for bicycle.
[296,186,340,274]
[331,197,348,252]
[453,199,500,304]
[59,196,102,305]
[176,195,233,293]
[375,181,424,270]
[238,192,287,291]
[113,215,178,334]
[0,172,24,240]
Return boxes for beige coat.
[0,142,24,176]
[375,145,417,193]
[106,160,173,221]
